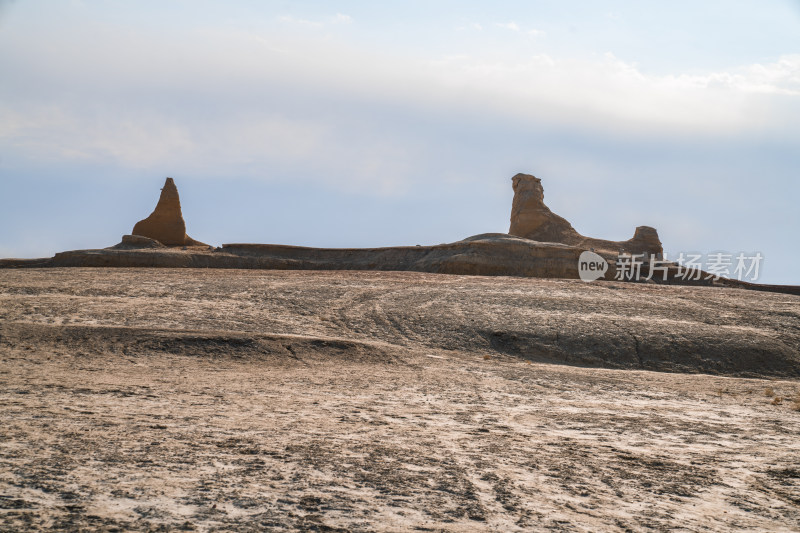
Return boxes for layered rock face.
[508,173,663,257]
[132,178,206,246]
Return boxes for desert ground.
[1,268,799,532]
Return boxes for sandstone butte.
[508,173,663,257]
[131,177,206,247]
[1,173,798,296]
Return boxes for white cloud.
[493,22,544,38]
[332,13,352,25]
[279,13,352,28]
[425,51,800,134]
[667,55,800,96]
[1,19,797,190]
[278,15,321,27]
[495,22,520,32]
[456,22,483,31]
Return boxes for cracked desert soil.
[1,268,799,532]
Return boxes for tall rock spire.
[132,177,205,246]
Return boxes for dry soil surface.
[1,268,799,532]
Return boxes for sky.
[1,0,798,283]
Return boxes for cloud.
[0,16,798,193]
[425,51,800,135]
[331,13,352,25]
[494,21,544,37]
[494,21,520,32]
[279,13,352,28]
[456,22,483,31]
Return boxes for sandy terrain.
[1,268,799,531]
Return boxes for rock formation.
[508,173,662,257]
[132,178,206,246]
[112,235,166,250]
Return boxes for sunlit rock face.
[508,173,662,257]
[132,177,206,246]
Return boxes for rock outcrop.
[111,235,166,250]
[132,178,206,246]
[508,173,663,257]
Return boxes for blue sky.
[1,1,799,283]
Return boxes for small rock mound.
[109,235,166,250]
